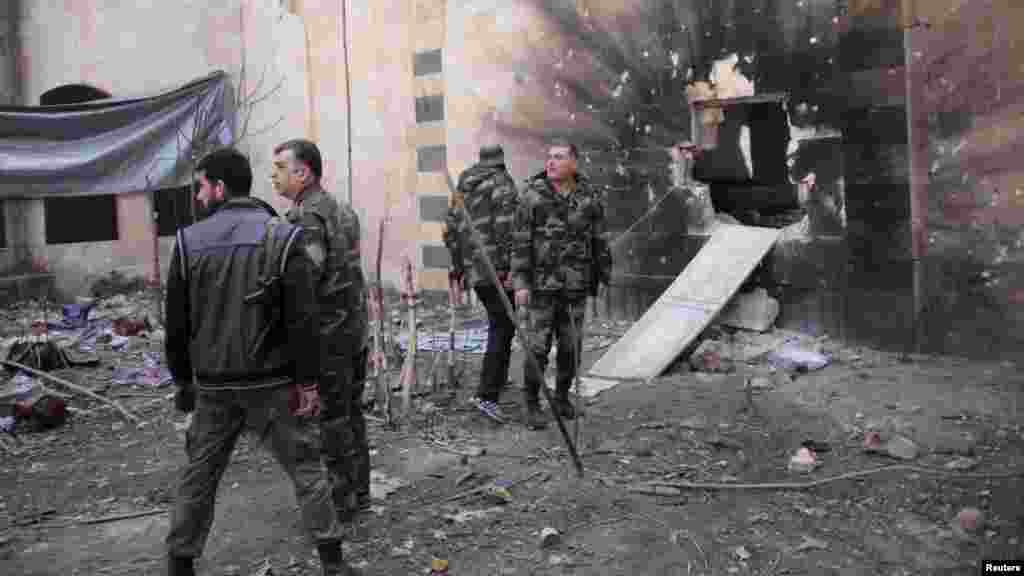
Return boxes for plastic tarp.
[0,70,235,198]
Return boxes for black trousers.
[474,284,516,403]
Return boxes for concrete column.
[0,2,13,105]
[5,198,47,266]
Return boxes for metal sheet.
[588,224,780,381]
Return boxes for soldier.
[511,139,612,430]
[271,139,371,521]
[164,148,360,575]
[443,145,519,424]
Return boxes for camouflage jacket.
[286,184,368,357]
[511,172,612,297]
[442,162,518,287]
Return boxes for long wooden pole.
[444,173,584,477]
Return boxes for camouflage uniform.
[443,146,519,408]
[286,184,371,519]
[511,172,612,410]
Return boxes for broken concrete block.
[787,447,818,473]
[689,340,734,373]
[539,527,561,548]
[717,288,779,332]
[954,508,985,538]
[882,435,919,461]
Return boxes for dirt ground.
[1,295,1022,575]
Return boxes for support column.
[5,198,47,267]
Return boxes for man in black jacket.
[163,148,360,576]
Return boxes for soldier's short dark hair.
[274,139,323,181]
[548,137,579,159]
[195,148,252,197]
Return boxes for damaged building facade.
[0,0,1020,361]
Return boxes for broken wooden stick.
[644,464,1024,491]
[2,360,141,424]
[398,256,418,415]
[444,172,584,478]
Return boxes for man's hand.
[448,272,464,306]
[291,381,321,418]
[514,289,530,308]
[174,384,195,413]
[497,271,513,291]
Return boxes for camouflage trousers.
[522,292,586,402]
[166,385,341,559]
[321,348,371,518]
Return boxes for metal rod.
[904,0,927,356]
[340,0,354,205]
[444,172,584,477]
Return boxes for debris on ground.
[717,287,779,332]
[689,340,734,373]
[765,344,831,373]
[864,433,920,461]
[787,446,818,473]
[953,507,985,539]
[539,526,561,548]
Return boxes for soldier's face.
[546,146,577,182]
[271,150,309,199]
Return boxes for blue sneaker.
[476,398,506,424]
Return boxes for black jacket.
[164,197,321,389]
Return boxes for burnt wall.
[507,1,1023,361]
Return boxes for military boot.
[167,556,195,576]
[317,540,363,576]
[552,395,577,420]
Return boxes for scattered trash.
[717,288,779,333]
[944,457,978,471]
[397,326,488,353]
[430,558,449,574]
[110,354,174,388]
[862,431,884,452]
[865,434,919,461]
[548,553,571,566]
[690,340,734,373]
[61,302,95,329]
[953,507,985,538]
[629,483,683,497]
[746,375,776,390]
[111,317,150,337]
[794,535,829,552]
[442,507,504,524]
[787,447,818,473]
[800,440,831,453]
[488,480,514,505]
[252,558,274,576]
[679,414,708,430]
[766,345,830,373]
[14,395,68,431]
[0,416,14,433]
[539,526,561,548]
[734,545,752,561]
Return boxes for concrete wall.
[10,0,312,297]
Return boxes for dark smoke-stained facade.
[494,0,1024,362]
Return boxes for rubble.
[539,526,561,548]
[717,288,779,332]
[787,447,818,473]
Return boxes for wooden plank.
[587,225,780,381]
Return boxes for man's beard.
[196,198,226,221]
